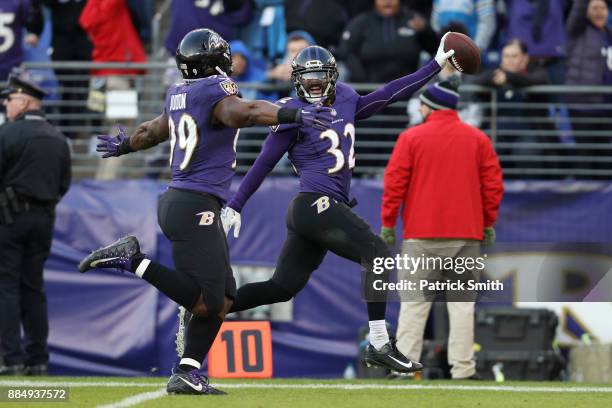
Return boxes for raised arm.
[96,112,170,158]
[355,59,441,121]
[355,33,454,120]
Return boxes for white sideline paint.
[95,389,166,408]
[1,380,612,393]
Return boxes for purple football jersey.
[271,83,360,203]
[0,0,29,80]
[166,75,241,202]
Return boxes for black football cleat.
[166,367,226,395]
[363,341,423,373]
[78,236,142,273]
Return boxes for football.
[444,32,481,75]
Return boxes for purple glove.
[296,104,336,131]
[96,126,133,158]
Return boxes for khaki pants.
[396,239,479,379]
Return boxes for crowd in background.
[2,1,611,88]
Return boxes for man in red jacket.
[380,80,503,379]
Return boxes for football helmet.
[291,46,339,104]
[176,28,232,80]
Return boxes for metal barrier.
[15,61,612,180]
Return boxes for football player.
[77,28,334,395]
[220,35,455,373]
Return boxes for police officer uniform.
[0,75,71,375]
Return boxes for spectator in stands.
[237,0,286,63]
[41,0,92,138]
[229,40,277,101]
[0,0,43,81]
[126,0,154,47]
[79,0,147,83]
[503,0,567,84]
[567,0,612,94]
[164,0,252,57]
[469,39,550,172]
[431,0,496,51]
[284,0,349,51]
[565,0,612,176]
[381,80,503,380]
[266,30,314,97]
[472,39,549,89]
[337,0,437,83]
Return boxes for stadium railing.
[11,61,612,180]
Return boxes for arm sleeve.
[227,129,297,212]
[355,59,440,121]
[479,135,504,227]
[566,0,589,38]
[474,0,496,50]
[381,132,412,228]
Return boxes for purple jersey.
[0,0,29,80]
[272,83,359,203]
[228,59,441,212]
[166,75,241,202]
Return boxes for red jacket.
[79,0,146,76]
[382,110,503,240]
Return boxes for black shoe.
[0,364,24,376]
[78,236,142,273]
[166,367,226,395]
[24,364,48,376]
[363,342,423,373]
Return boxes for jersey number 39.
[320,123,355,174]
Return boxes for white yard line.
[95,389,166,408]
[1,380,611,393]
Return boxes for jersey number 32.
[320,123,355,174]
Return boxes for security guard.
[0,75,71,376]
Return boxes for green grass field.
[1,377,611,408]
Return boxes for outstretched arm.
[227,130,297,212]
[96,112,170,158]
[355,59,441,121]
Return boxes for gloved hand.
[380,226,396,247]
[435,32,456,68]
[221,207,241,238]
[296,104,336,131]
[96,126,133,158]
[482,226,496,246]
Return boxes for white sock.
[134,259,151,278]
[179,358,201,370]
[369,320,390,351]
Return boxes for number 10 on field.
[208,321,273,378]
